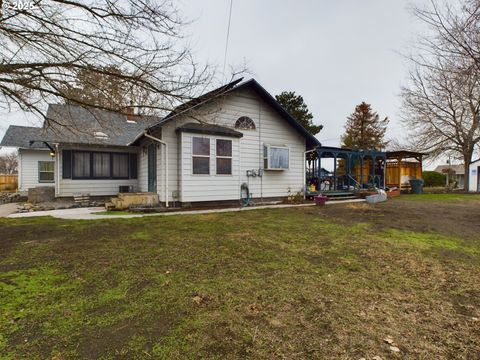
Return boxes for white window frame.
[215,139,233,175]
[264,145,290,170]
[38,161,55,183]
[192,137,210,175]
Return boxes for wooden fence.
[0,174,18,192]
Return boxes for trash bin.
[409,179,424,194]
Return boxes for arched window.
[235,116,256,130]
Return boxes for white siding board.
[18,149,55,193]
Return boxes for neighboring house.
[433,164,465,189]
[468,159,480,192]
[0,78,320,205]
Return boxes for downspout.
[55,143,60,197]
[143,132,169,208]
[303,149,316,199]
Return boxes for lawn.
[1,196,480,359]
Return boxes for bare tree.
[402,0,480,189]
[0,0,211,128]
[413,0,480,69]
[0,151,17,174]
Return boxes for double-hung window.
[38,161,54,182]
[192,137,210,174]
[216,139,232,175]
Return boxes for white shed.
[468,159,480,192]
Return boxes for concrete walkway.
[7,198,366,220]
[0,203,19,217]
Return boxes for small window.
[192,137,210,174]
[235,116,256,130]
[264,145,289,170]
[38,161,54,182]
[216,139,232,175]
[92,152,110,178]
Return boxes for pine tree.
[275,91,323,135]
[341,102,389,150]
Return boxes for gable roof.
[434,164,465,175]
[147,78,321,148]
[1,104,161,148]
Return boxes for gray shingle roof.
[0,125,49,149]
[434,164,465,175]
[1,104,162,148]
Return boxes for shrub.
[423,171,446,187]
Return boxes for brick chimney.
[123,106,137,120]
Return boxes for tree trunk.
[464,153,472,191]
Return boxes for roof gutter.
[143,132,169,208]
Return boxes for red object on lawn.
[314,195,328,206]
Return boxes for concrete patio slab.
[0,203,19,217]
[7,198,366,220]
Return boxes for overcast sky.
[1,0,437,165]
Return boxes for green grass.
[396,193,480,201]
[0,203,479,359]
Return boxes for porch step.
[319,191,359,202]
[327,195,358,201]
[106,192,160,210]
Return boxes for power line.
[222,0,234,78]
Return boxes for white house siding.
[17,149,55,193]
[159,87,307,203]
[57,145,139,197]
[180,132,240,202]
[468,159,480,192]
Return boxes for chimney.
[123,106,137,121]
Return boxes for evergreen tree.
[341,102,389,150]
[275,91,323,135]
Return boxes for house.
[433,164,465,189]
[468,159,480,192]
[0,78,320,206]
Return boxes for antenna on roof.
[222,0,234,80]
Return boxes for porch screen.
[73,152,91,178]
[93,153,110,178]
[112,153,129,178]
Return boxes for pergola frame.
[385,150,425,191]
[308,146,387,191]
